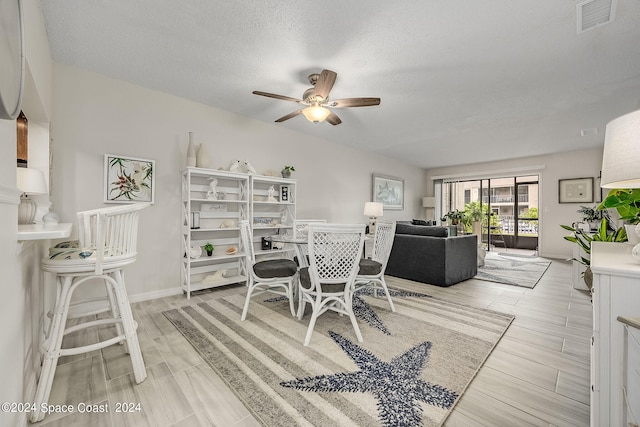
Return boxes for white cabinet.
[250,175,296,260]
[591,242,640,427]
[181,168,250,298]
[618,316,640,427]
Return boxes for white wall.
[0,2,53,426]
[50,64,429,300]
[425,147,604,259]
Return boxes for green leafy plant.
[204,243,214,255]
[441,209,464,224]
[577,205,606,222]
[561,218,627,267]
[282,166,295,172]
[598,189,640,224]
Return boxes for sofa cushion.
[395,223,449,237]
[411,219,428,226]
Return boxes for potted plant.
[577,205,611,231]
[462,201,484,235]
[204,242,214,256]
[598,188,640,243]
[441,209,464,225]
[281,165,295,178]
[561,218,627,290]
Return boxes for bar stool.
[30,203,150,423]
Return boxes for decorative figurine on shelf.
[244,161,257,175]
[206,178,218,200]
[280,208,288,225]
[201,269,228,285]
[267,185,277,202]
[229,160,241,173]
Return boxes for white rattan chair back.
[370,221,396,268]
[307,223,365,287]
[76,203,150,274]
[239,220,256,264]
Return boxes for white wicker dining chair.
[355,220,397,312]
[298,223,366,346]
[293,219,327,267]
[31,203,150,423]
[239,220,298,321]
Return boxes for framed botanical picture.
[104,154,155,204]
[558,177,593,204]
[372,174,404,210]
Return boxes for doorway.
[441,175,539,252]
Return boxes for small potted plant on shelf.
[204,242,214,256]
[441,209,464,225]
[281,165,295,178]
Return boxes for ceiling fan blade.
[275,110,303,123]
[312,69,337,99]
[252,91,302,103]
[326,111,342,126]
[327,97,381,108]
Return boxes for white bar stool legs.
[29,270,146,423]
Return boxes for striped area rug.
[477,252,551,288]
[163,282,514,427]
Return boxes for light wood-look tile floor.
[34,257,591,426]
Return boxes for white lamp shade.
[16,167,48,195]
[363,201,383,217]
[422,196,436,208]
[601,109,640,188]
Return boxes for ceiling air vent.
[577,0,617,33]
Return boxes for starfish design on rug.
[265,287,431,335]
[280,331,458,427]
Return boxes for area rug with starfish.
[476,251,551,288]
[163,283,514,427]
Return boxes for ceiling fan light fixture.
[302,105,330,123]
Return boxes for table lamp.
[363,202,383,234]
[17,167,47,224]
[422,196,436,221]
[600,109,640,262]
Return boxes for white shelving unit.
[250,175,297,261]
[181,168,250,298]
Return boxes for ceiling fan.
[252,69,380,126]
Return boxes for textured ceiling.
[40,0,640,169]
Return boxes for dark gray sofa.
[385,222,477,287]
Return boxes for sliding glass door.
[441,175,539,251]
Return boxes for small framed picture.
[104,154,155,204]
[559,177,593,203]
[281,185,289,202]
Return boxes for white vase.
[186,132,196,167]
[625,224,640,245]
[196,144,210,168]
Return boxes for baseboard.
[129,286,183,303]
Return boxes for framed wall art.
[558,177,593,204]
[372,174,404,210]
[104,154,155,204]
